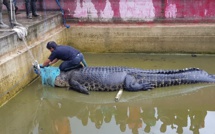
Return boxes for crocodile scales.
[52,66,215,94]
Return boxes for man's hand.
[39,64,44,68]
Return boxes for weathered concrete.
[0,12,67,106]
[14,0,215,23]
[0,12,63,57]
[67,23,215,53]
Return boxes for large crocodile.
[34,66,215,95]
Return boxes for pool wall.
[67,23,215,53]
[13,0,215,23]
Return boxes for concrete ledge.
[0,12,63,57]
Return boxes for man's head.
[46,41,58,52]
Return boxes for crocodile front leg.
[69,80,89,95]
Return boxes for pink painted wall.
[15,0,215,22]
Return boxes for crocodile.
[34,66,215,95]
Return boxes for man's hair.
[46,41,58,50]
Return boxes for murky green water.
[1,53,215,134]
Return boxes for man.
[0,0,22,28]
[25,0,40,19]
[43,41,88,71]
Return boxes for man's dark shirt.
[48,45,80,61]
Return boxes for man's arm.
[50,58,59,65]
[43,58,59,67]
[43,59,51,67]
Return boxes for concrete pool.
[1,9,215,134]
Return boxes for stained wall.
[16,0,215,22]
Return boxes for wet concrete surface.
[0,53,215,134]
[0,11,60,37]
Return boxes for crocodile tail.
[208,74,215,82]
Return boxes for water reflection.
[24,84,215,134]
[67,102,208,134]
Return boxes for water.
[0,53,215,134]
